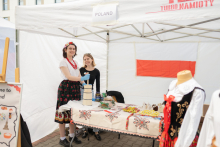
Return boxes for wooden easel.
[0,37,21,147]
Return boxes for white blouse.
[166,78,205,147]
[197,90,220,147]
[59,58,79,80]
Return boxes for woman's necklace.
[66,58,77,69]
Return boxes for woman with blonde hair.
[80,53,101,141]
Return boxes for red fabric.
[136,60,196,77]
[160,95,175,147]
[159,134,199,147]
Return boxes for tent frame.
[16,17,220,90]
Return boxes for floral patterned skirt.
[55,80,81,124]
[159,131,199,147]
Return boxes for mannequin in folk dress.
[176,70,193,85]
[159,70,205,147]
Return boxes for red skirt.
[159,132,199,147]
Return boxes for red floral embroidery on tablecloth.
[79,110,91,120]
[133,115,150,130]
[105,112,120,122]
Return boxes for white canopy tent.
[0,17,16,82]
[15,0,220,142]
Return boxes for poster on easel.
[0,83,22,147]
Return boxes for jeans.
[80,88,99,133]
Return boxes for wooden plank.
[15,68,20,83]
[0,37,10,82]
[15,68,21,147]
[17,117,21,147]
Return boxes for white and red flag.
[136,43,198,78]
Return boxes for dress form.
[176,70,193,85]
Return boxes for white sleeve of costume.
[59,59,68,68]
[197,93,215,147]
[175,89,205,147]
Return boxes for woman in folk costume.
[197,89,220,147]
[159,70,205,147]
[55,42,90,147]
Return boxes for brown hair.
[63,43,77,58]
[83,53,96,68]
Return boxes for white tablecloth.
[59,101,162,138]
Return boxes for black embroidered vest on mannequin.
[168,87,205,140]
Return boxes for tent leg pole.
[106,31,109,91]
[16,30,20,80]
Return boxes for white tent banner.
[15,0,220,30]
[92,4,117,25]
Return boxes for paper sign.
[92,4,117,25]
[0,83,22,147]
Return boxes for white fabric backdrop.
[19,31,107,142]
[108,42,220,105]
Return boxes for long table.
[58,101,163,146]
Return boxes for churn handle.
[87,72,89,84]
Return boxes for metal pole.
[16,30,20,69]
[172,31,220,40]
[59,28,76,37]
[152,139,155,147]
[164,29,220,41]
[106,31,109,91]
[131,24,142,36]
[142,23,145,37]
[82,27,106,41]
[145,17,220,38]
[155,22,220,32]
[77,30,107,37]
[110,30,159,41]
[147,23,162,42]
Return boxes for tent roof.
[15,0,220,43]
[0,17,15,29]
[0,17,15,40]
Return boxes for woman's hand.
[81,74,90,81]
[82,83,91,87]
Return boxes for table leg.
[152,139,155,147]
[87,127,90,141]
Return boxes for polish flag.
[136,43,198,78]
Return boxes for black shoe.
[69,136,82,144]
[82,131,88,138]
[94,133,101,141]
[88,128,94,134]
[59,138,71,147]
